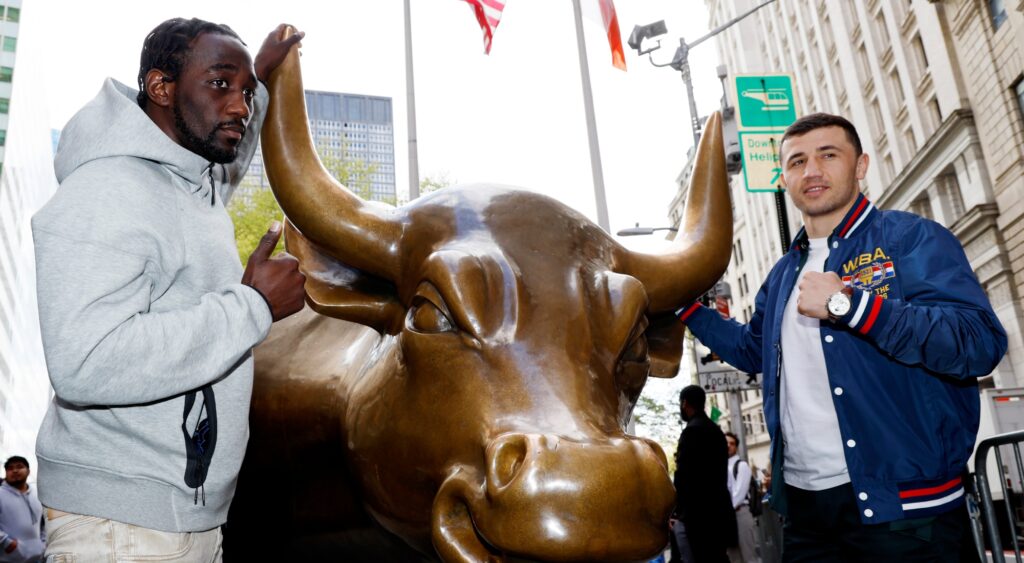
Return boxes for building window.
[0,130,7,146]
[870,97,885,139]
[873,9,891,52]
[929,98,942,131]
[5,7,18,22]
[0,67,12,82]
[903,127,917,158]
[1015,79,1024,125]
[991,0,1008,30]
[856,43,871,83]
[2,37,15,53]
[0,98,9,114]
[909,194,932,220]
[938,173,966,224]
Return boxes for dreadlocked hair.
[136,17,245,109]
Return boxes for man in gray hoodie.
[0,456,44,563]
[32,18,306,561]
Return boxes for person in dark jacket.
[671,385,737,563]
[677,113,1007,561]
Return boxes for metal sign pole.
[729,388,747,460]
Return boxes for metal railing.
[973,429,1024,562]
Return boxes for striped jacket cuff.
[676,302,703,324]
[839,290,892,337]
[898,477,965,518]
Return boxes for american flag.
[461,0,507,54]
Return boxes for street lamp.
[616,223,679,237]
[628,0,779,147]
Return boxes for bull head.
[260,26,731,563]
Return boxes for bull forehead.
[405,186,621,266]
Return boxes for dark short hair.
[136,17,245,109]
[780,112,863,160]
[680,385,706,410]
[4,456,28,470]
[725,432,738,444]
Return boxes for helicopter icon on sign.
[741,89,791,112]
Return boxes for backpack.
[732,459,764,517]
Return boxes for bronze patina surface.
[228,26,732,562]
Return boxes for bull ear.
[285,220,405,335]
[644,313,686,378]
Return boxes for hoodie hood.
[54,78,211,187]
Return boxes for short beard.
[173,102,238,164]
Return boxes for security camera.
[628,20,668,56]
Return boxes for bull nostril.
[487,433,530,491]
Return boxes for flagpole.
[405,0,421,200]
[571,0,610,232]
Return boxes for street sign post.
[732,73,798,194]
[738,131,784,192]
[734,74,797,130]
[694,338,762,392]
[698,370,763,393]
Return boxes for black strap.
[732,459,749,501]
[181,385,217,505]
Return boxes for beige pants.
[43,509,222,563]
[728,504,761,563]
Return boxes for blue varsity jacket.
[679,193,1007,524]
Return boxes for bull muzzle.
[431,433,674,562]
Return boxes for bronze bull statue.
[227,27,732,562]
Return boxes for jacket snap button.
[847,439,857,447]
[832,241,839,249]
[825,335,834,343]
[864,509,874,518]
[859,492,868,501]
[834,387,843,396]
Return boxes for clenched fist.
[796,271,845,320]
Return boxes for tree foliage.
[228,183,286,265]
[229,145,381,264]
[420,172,453,195]
[319,143,384,202]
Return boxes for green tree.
[229,145,381,264]
[420,172,453,195]
[319,142,385,202]
[228,182,286,265]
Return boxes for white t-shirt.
[779,237,850,491]
[727,454,751,508]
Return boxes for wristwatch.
[826,286,854,322]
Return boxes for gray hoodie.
[31,78,273,532]
[0,481,45,563]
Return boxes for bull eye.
[621,333,649,363]
[409,297,455,334]
[616,325,651,395]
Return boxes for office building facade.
[244,90,396,203]
[0,0,57,466]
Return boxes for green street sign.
[735,74,797,130]
[739,131,784,192]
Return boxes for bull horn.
[617,112,733,313]
[261,25,403,281]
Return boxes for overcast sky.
[27,0,724,252]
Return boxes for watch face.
[828,292,852,317]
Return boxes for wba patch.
[842,260,896,292]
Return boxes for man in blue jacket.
[678,113,1007,561]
